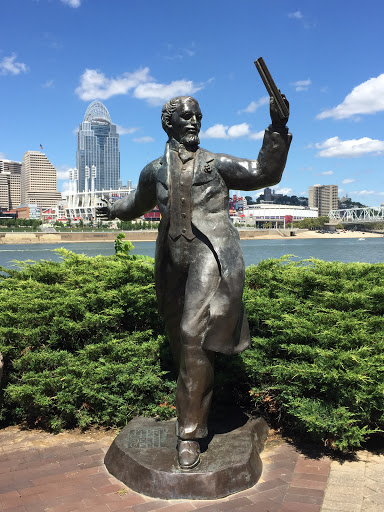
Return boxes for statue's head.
[161,96,202,148]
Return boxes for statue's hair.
[161,96,198,137]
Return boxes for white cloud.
[43,79,54,88]
[238,96,269,113]
[320,170,334,175]
[201,124,229,139]
[56,166,72,181]
[201,123,262,140]
[59,180,71,197]
[316,136,384,157]
[288,10,303,19]
[0,53,28,75]
[227,123,250,138]
[75,68,152,101]
[75,67,204,105]
[350,189,384,196]
[116,125,137,135]
[61,0,81,7]
[164,44,196,61]
[133,136,154,143]
[317,74,384,119]
[274,187,293,195]
[249,130,265,140]
[292,79,311,92]
[342,178,356,184]
[134,79,203,106]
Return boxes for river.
[0,237,383,270]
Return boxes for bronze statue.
[97,91,291,470]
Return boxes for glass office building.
[76,101,120,192]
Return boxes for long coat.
[111,125,292,355]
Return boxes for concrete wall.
[0,229,286,244]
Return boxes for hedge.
[0,246,383,450]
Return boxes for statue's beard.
[180,133,200,149]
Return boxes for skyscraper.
[308,184,338,217]
[0,159,21,210]
[76,101,120,192]
[21,151,62,208]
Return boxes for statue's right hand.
[96,197,114,220]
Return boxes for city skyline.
[1,1,384,207]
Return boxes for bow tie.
[178,145,195,163]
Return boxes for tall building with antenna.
[76,101,120,192]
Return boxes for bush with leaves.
[1,249,384,450]
[242,257,384,450]
[0,248,175,430]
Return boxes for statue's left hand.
[270,93,289,127]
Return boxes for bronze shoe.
[177,439,200,469]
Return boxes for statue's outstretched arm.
[96,163,157,221]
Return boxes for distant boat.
[358,238,365,241]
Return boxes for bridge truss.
[328,206,384,224]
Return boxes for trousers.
[162,230,221,439]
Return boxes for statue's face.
[171,98,202,147]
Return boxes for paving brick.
[0,490,23,509]
[213,497,253,510]
[280,502,321,512]
[132,500,171,512]
[98,483,126,494]
[107,501,139,512]
[113,492,148,507]
[44,503,83,512]
[254,477,288,492]
[225,487,259,500]
[81,493,124,508]
[290,478,327,490]
[257,485,290,502]
[321,501,362,512]
[190,503,220,512]
[157,504,196,512]
[236,500,281,512]
[284,493,323,505]
[293,472,328,482]
[286,487,324,497]
[1,506,26,512]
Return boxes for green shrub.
[243,257,384,450]
[0,249,173,430]
[1,251,384,450]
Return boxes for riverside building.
[21,151,62,209]
[0,159,21,210]
[76,101,120,192]
[308,184,338,217]
[238,203,318,228]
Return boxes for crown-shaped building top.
[83,100,112,124]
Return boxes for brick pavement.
[0,426,333,512]
[321,450,384,512]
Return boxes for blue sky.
[1,0,384,207]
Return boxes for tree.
[339,198,367,209]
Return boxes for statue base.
[104,414,269,500]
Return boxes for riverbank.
[245,230,384,240]
[0,229,382,244]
